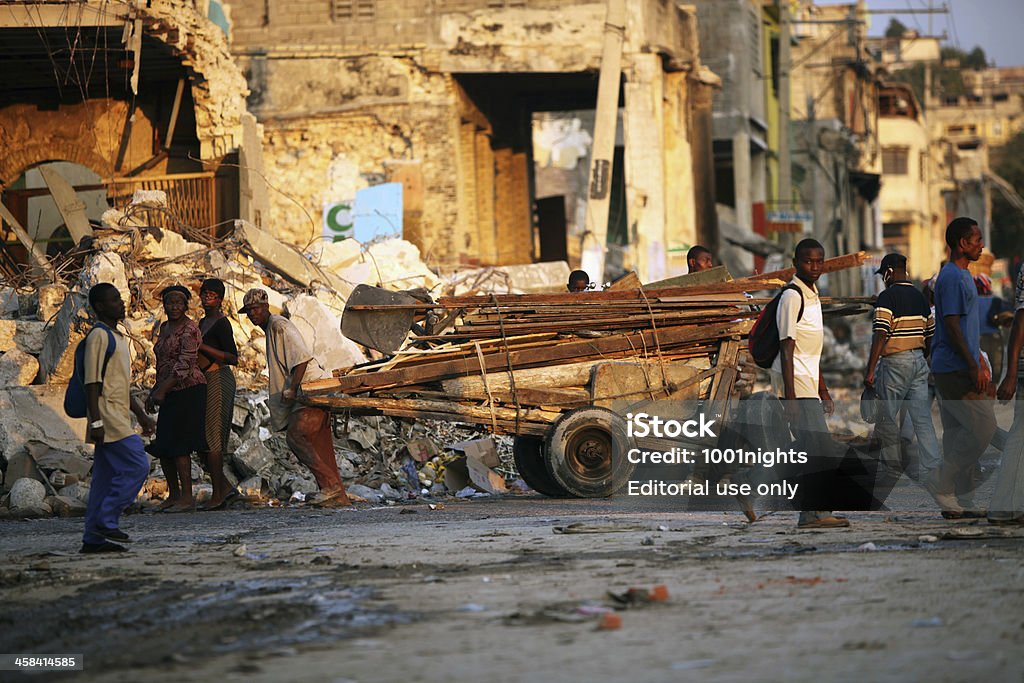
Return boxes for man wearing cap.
[240,288,350,506]
[864,254,941,486]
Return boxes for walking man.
[82,283,155,553]
[864,253,941,481]
[927,217,997,518]
[989,263,1024,525]
[240,289,350,507]
[774,238,849,528]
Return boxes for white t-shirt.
[770,276,824,399]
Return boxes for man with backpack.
[772,238,849,529]
[79,283,155,553]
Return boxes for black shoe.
[80,541,128,554]
[96,528,131,543]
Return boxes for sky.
[856,0,1024,68]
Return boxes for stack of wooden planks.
[303,252,869,436]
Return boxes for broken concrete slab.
[442,261,571,295]
[57,482,91,505]
[286,294,366,376]
[79,252,130,308]
[14,320,48,355]
[37,283,69,322]
[231,435,275,478]
[38,165,94,245]
[45,494,87,518]
[234,220,355,301]
[0,321,14,353]
[0,387,88,464]
[30,442,92,479]
[138,227,204,261]
[308,238,364,271]
[0,288,17,318]
[0,349,39,387]
[364,239,441,291]
[1,451,46,492]
[8,477,46,510]
[37,291,89,384]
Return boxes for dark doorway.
[535,195,568,262]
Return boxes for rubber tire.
[544,407,637,498]
[512,436,568,497]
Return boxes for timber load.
[302,251,871,437]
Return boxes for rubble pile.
[2,193,536,515]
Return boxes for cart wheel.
[512,436,568,497]
[545,407,636,498]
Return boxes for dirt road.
[2,479,1022,683]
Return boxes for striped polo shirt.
[874,281,935,355]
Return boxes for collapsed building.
[0,1,513,516]
[226,0,720,281]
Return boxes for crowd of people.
[77,217,1023,552]
[79,281,350,553]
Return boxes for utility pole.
[778,0,792,242]
[580,0,626,285]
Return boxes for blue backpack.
[64,324,117,419]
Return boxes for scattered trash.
[596,613,622,630]
[232,544,248,557]
[911,617,943,628]
[640,536,655,546]
[856,542,878,552]
[918,535,939,543]
[608,585,670,606]
[458,603,487,613]
[670,659,717,671]
[553,523,650,534]
[290,491,306,503]
[576,605,614,616]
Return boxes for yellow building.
[877,83,943,279]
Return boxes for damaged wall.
[0,1,252,197]
[227,0,714,278]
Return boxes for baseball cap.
[875,253,907,275]
[239,288,269,314]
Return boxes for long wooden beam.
[304,319,752,395]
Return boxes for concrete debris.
[364,240,441,291]
[0,350,39,387]
[57,483,91,506]
[45,494,87,518]
[37,284,69,322]
[8,477,46,510]
[138,227,205,261]
[0,321,14,353]
[285,295,366,376]
[0,288,17,318]
[0,209,524,516]
[37,292,88,385]
[12,321,47,356]
[231,436,276,478]
[29,443,92,479]
[440,261,571,295]
[346,484,384,504]
[80,251,130,308]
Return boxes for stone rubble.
[0,219,556,517]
